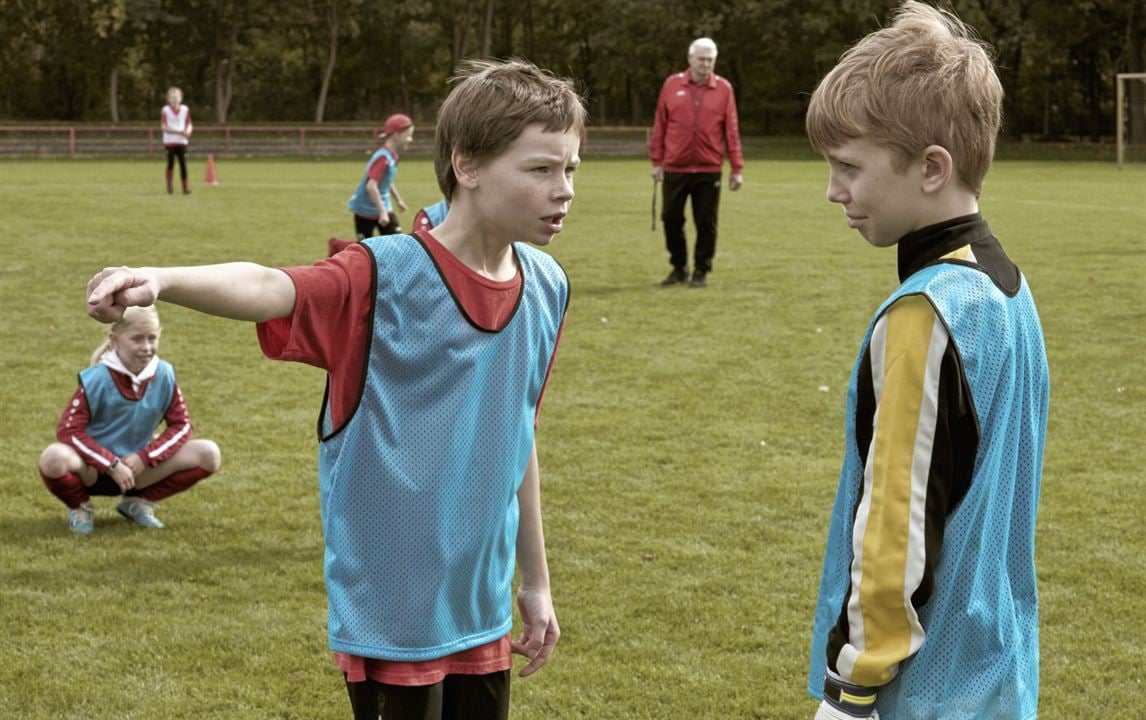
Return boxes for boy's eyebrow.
[525,152,580,165]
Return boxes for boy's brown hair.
[434,59,587,200]
[806,1,1002,195]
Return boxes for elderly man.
[649,37,744,288]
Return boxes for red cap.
[381,113,413,136]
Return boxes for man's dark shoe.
[689,271,707,288]
[660,267,688,286]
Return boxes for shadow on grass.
[1,513,319,587]
[0,505,228,541]
[570,281,666,297]
[572,279,731,296]
[0,515,80,538]
[0,513,195,540]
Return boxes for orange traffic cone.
[204,153,219,186]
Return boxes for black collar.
[897,213,991,282]
[895,213,1021,295]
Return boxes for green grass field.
[1,156,1142,719]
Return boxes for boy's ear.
[921,145,954,194]
[452,150,480,190]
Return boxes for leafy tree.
[0,0,1141,143]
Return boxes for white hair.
[689,37,718,55]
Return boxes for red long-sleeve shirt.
[648,70,744,174]
[56,367,193,469]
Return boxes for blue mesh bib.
[318,235,568,660]
[347,148,398,216]
[810,262,1049,719]
[78,360,176,458]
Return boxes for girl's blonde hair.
[806,1,1002,196]
[89,306,161,366]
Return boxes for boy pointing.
[89,60,584,720]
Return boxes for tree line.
[2,0,1144,141]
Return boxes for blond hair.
[90,306,161,366]
[806,1,1002,195]
[434,59,587,200]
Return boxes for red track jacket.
[649,70,744,175]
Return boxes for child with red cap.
[347,113,415,240]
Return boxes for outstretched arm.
[87,264,296,324]
[512,442,559,678]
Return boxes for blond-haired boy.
[804,3,1049,719]
[88,59,585,720]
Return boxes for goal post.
[1116,73,1146,168]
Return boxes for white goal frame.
[1116,73,1146,168]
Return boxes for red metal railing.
[0,124,651,158]
[0,125,390,157]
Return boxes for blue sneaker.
[116,497,165,529]
[68,502,94,535]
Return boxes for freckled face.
[471,124,580,247]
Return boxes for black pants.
[344,670,510,720]
[662,171,722,273]
[165,145,188,180]
[355,212,401,240]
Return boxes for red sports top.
[257,231,564,685]
[57,367,192,469]
[648,70,744,174]
[366,153,391,182]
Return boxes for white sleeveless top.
[161,105,191,146]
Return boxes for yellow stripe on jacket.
[839,293,948,687]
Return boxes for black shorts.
[87,474,121,496]
[355,213,401,240]
[345,670,510,720]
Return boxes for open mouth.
[544,213,566,232]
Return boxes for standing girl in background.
[38,306,221,534]
[347,113,414,239]
[161,86,193,195]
